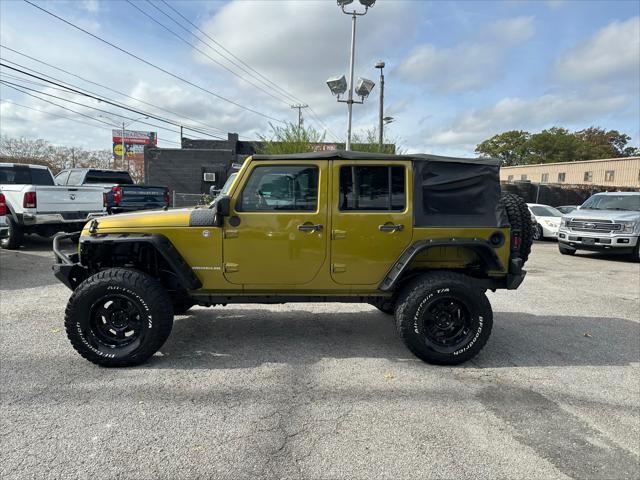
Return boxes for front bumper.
[52,232,87,290]
[558,228,638,250]
[22,211,106,226]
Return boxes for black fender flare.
[5,203,20,223]
[78,233,202,290]
[378,237,505,292]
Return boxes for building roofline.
[501,156,640,169]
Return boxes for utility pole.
[375,61,385,149]
[121,122,126,170]
[180,125,183,146]
[290,104,308,130]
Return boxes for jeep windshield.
[581,194,640,211]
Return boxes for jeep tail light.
[23,191,37,209]
[0,193,6,216]
[111,186,122,205]
[512,232,521,249]
[164,188,170,205]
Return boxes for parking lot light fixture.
[330,0,376,150]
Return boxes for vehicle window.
[66,170,84,185]
[221,173,238,196]
[530,205,562,217]
[339,165,405,211]
[581,194,640,211]
[84,171,133,184]
[55,171,70,185]
[236,165,318,212]
[30,168,54,186]
[0,166,32,184]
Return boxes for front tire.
[395,272,493,365]
[559,244,576,256]
[65,268,174,367]
[0,217,24,249]
[533,224,543,241]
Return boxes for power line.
[1,80,186,142]
[127,0,293,106]
[154,0,341,141]
[0,44,230,137]
[2,100,182,146]
[0,62,225,139]
[23,0,285,124]
[157,0,305,106]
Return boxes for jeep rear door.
[222,161,327,285]
[330,161,413,285]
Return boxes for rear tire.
[65,268,174,367]
[499,193,533,263]
[395,272,493,365]
[0,217,24,249]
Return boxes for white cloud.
[424,92,631,150]
[395,16,535,93]
[553,16,640,84]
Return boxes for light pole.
[375,60,385,149]
[327,0,376,151]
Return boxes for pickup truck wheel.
[64,268,173,367]
[0,217,24,249]
[395,272,493,365]
[631,242,640,263]
[499,193,533,263]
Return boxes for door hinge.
[224,230,238,239]
[223,263,239,273]
[332,263,346,273]
[332,229,346,240]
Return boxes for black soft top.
[251,150,499,166]
[251,150,505,228]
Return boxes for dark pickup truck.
[55,168,170,214]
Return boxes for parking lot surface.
[1,238,639,479]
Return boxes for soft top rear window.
[0,165,54,185]
[84,170,133,185]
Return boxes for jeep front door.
[330,161,413,285]
[223,161,327,285]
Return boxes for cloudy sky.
[1,0,638,156]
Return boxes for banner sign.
[112,130,157,169]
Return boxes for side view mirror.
[209,185,221,198]
[216,195,231,216]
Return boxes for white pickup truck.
[0,163,106,249]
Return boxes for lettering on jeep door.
[330,161,413,285]
[223,161,327,285]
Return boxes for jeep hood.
[567,209,640,222]
[89,208,194,230]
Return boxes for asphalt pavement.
[1,236,639,479]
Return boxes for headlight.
[619,221,636,233]
[543,219,557,227]
[560,217,568,227]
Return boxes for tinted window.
[67,171,84,185]
[84,171,133,184]
[55,171,70,185]
[339,165,405,211]
[237,165,318,212]
[0,166,53,185]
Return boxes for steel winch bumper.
[52,232,87,290]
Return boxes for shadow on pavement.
[142,308,640,370]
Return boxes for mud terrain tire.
[500,193,533,263]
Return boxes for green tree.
[351,127,400,154]
[255,122,326,155]
[573,127,639,158]
[527,127,584,163]
[475,130,531,166]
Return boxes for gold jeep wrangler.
[53,151,532,367]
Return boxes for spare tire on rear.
[499,193,533,264]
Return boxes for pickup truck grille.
[567,219,622,233]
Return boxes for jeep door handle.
[379,224,404,232]
[297,224,323,232]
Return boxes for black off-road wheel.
[499,193,533,263]
[395,272,493,365]
[65,268,174,367]
[0,217,24,249]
